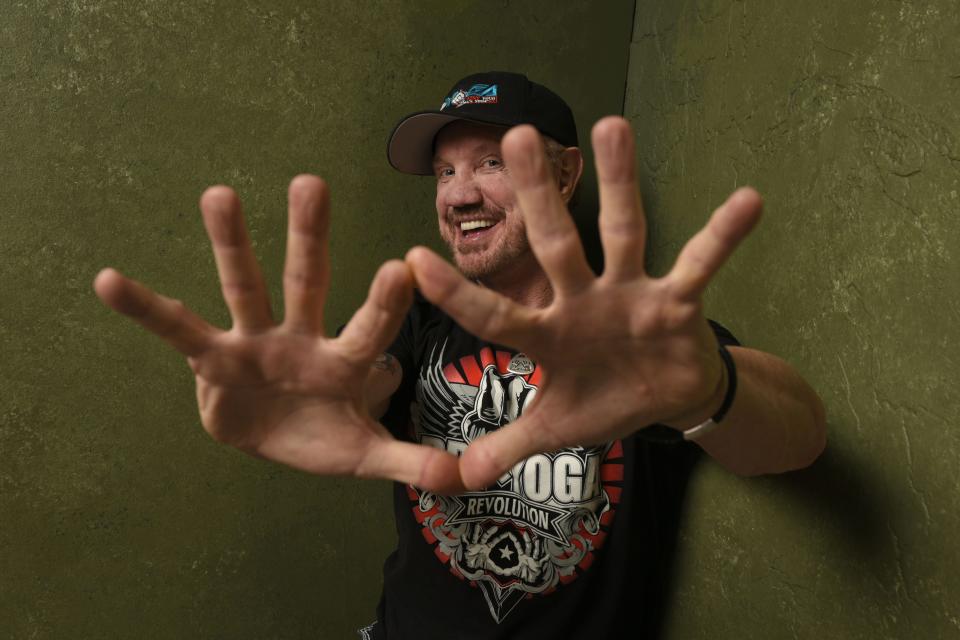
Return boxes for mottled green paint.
[0,1,633,638]
[627,1,959,638]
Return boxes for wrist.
[663,357,728,431]
[682,345,738,441]
[663,345,737,439]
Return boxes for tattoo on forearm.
[372,353,399,375]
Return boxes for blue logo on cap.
[440,83,499,110]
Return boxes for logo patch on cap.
[440,83,499,110]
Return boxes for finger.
[669,187,763,299]
[337,260,414,364]
[93,268,215,356]
[501,125,594,297]
[405,246,539,349]
[282,175,331,334]
[593,117,647,281]
[458,413,554,491]
[360,439,466,495]
[200,186,274,331]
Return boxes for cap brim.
[386,111,517,175]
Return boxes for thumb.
[361,438,466,495]
[458,414,552,490]
[337,260,414,363]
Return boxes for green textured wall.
[627,1,959,638]
[0,1,633,638]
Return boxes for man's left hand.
[406,117,762,490]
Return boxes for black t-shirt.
[371,293,738,639]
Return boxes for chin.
[445,230,533,282]
[453,256,497,281]
[453,249,528,282]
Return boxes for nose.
[444,172,483,210]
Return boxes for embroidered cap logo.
[440,83,499,111]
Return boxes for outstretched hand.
[406,117,762,490]
[94,176,464,494]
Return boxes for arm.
[666,347,826,476]
[94,175,462,494]
[405,117,826,490]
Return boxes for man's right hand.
[93,175,464,494]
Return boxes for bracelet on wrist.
[682,344,738,442]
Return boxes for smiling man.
[428,119,580,306]
[94,71,825,639]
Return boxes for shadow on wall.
[769,445,889,562]
[639,436,896,640]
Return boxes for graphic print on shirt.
[408,342,624,623]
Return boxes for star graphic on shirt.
[499,546,514,561]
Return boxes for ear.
[557,147,584,205]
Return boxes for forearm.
[673,347,826,476]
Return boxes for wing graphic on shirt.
[414,341,473,444]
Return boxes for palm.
[407,117,762,490]
[525,281,722,440]
[95,176,463,493]
[188,331,376,475]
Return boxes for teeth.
[460,220,496,232]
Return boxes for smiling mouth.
[459,219,501,238]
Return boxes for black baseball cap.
[387,71,579,176]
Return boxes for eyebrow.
[432,142,502,167]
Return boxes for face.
[432,121,532,281]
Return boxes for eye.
[435,167,455,180]
[482,157,503,169]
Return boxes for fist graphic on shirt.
[461,366,538,443]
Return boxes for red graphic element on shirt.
[409,345,622,623]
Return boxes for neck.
[477,253,554,309]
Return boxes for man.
[94,72,825,638]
